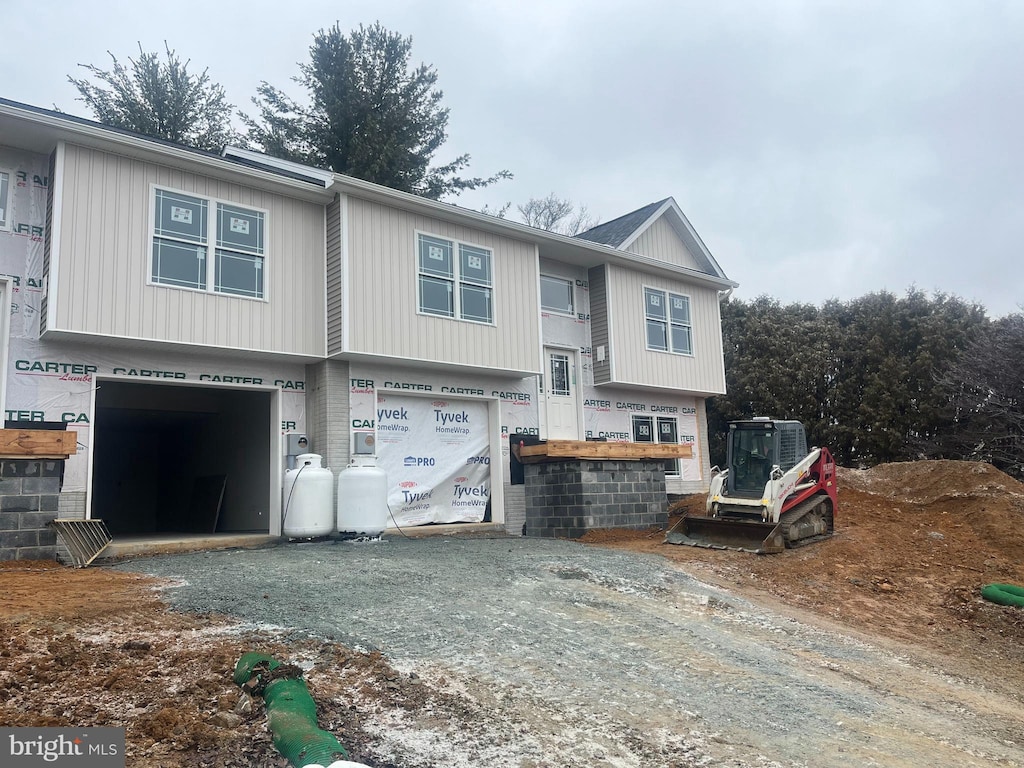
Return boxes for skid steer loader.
[665,418,836,553]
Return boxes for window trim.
[643,285,693,356]
[415,230,495,326]
[539,273,575,316]
[0,168,12,232]
[147,184,269,302]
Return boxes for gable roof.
[577,197,729,281]
[574,199,669,247]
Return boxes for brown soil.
[2,459,1023,766]
[0,563,442,766]
[579,460,1024,697]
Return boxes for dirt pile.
[579,459,1024,698]
[838,459,1024,504]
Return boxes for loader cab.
[726,419,808,496]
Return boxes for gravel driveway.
[116,536,1023,767]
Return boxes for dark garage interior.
[92,380,273,535]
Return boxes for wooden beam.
[515,439,692,463]
[0,429,77,458]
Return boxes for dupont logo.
[1,727,125,766]
[454,476,468,483]
[399,481,417,489]
[432,400,448,408]
[403,456,436,467]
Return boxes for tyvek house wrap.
[349,365,538,525]
[0,147,306,496]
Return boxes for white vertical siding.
[606,264,726,394]
[346,196,541,373]
[53,144,325,356]
[626,216,701,270]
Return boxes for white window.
[0,171,10,231]
[417,233,493,323]
[540,274,574,315]
[151,188,266,299]
[644,287,692,355]
[632,414,681,476]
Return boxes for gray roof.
[574,198,670,247]
[0,96,329,187]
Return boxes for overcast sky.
[4,1,1021,316]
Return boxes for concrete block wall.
[0,459,64,561]
[523,459,667,538]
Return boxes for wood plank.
[0,429,77,458]
[517,439,692,463]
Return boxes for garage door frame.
[86,376,284,535]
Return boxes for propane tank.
[337,457,389,537]
[282,454,334,538]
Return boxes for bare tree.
[518,194,597,235]
[479,202,510,219]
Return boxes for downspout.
[234,652,369,768]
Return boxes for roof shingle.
[573,198,669,247]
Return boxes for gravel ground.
[115,536,1024,768]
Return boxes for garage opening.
[91,380,273,536]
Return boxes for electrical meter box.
[352,431,376,455]
[285,433,309,455]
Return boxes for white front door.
[544,347,579,439]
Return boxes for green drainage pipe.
[233,652,367,768]
[981,583,1024,607]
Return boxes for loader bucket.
[664,514,786,554]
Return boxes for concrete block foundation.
[0,459,65,561]
[523,459,667,538]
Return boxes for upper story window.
[417,233,493,324]
[151,188,266,299]
[644,287,692,355]
[0,171,10,231]
[540,274,574,315]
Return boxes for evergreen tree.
[708,290,987,468]
[68,43,238,151]
[245,22,509,199]
[932,313,1024,479]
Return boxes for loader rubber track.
[776,493,834,548]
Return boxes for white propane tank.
[337,457,389,537]
[283,454,334,538]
